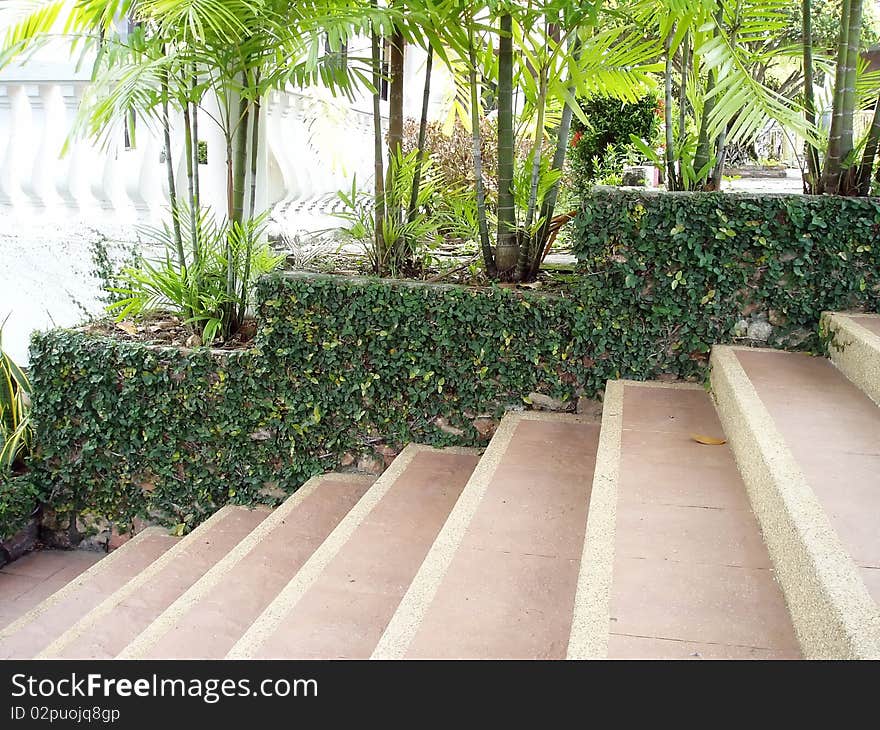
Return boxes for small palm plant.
[109,207,284,344]
[0,319,33,473]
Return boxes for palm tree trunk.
[161,64,184,268]
[711,7,731,188]
[248,86,261,219]
[495,12,518,277]
[802,0,821,192]
[386,12,405,261]
[856,95,880,194]
[840,0,865,194]
[663,27,678,190]
[408,44,433,224]
[191,68,201,208]
[232,86,250,225]
[694,70,718,188]
[469,33,495,278]
[821,0,854,194]
[530,37,582,280]
[370,2,385,274]
[679,31,689,147]
[182,99,198,259]
[517,44,549,281]
[239,90,261,323]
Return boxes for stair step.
[0,530,177,658]
[822,311,880,405]
[120,473,374,659]
[0,550,103,632]
[38,506,269,658]
[228,446,479,659]
[570,381,798,659]
[711,345,880,659]
[374,412,599,659]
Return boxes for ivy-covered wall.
[27,276,608,536]
[572,189,880,352]
[24,188,880,537]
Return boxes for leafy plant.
[109,207,283,343]
[569,92,663,187]
[334,149,475,277]
[0,475,41,542]
[0,318,33,473]
[29,214,880,531]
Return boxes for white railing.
[0,75,382,226]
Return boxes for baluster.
[15,85,42,209]
[0,84,20,207]
[54,84,87,212]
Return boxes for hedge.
[26,188,880,533]
[28,276,606,532]
[0,475,41,542]
[569,92,661,186]
[572,189,880,354]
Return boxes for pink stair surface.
[249,448,479,658]
[44,507,268,658]
[404,417,599,659]
[606,382,800,659]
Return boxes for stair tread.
[606,383,799,658]
[0,531,176,659]
[42,507,269,658]
[843,312,880,338]
[401,414,598,659]
[735,347,880,601]
[131,474,374,659]
[243,448,478,659]
[0,550,102,632]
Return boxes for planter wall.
[27,188,880,533]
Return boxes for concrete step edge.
[36,505,266,658]
[119,473,374,659]
[566,381,623,659]
[226,445,478,659]
[710,345,880,659]
[0,527,175,647]
[821,311,880,406]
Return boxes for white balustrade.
[0,52,450,228]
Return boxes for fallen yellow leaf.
[691,434,727,446]
[116,321,137,336]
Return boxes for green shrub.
[572,190,880,352]
[0,475,41,540]
[29,273,645,530]
[1,321,33,472]
[401,117,535,209]
[110,208,284,343]
[569,93,662,188]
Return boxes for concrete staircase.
[1,310,878,659]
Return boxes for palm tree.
[636,0,815,192]
[1,0,383,335]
